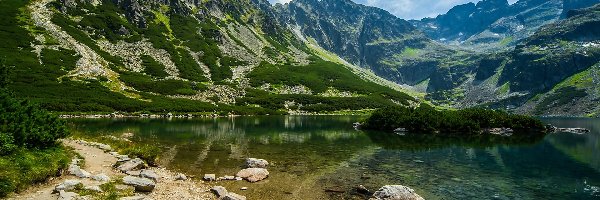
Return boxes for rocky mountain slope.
[1,0,417,114]
[411,0,600,51]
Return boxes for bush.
[362,104,546,135]
[0,93,69,153]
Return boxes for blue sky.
[269,0,519,20]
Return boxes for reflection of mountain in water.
[319,131,600,199]
[543,118,600,172]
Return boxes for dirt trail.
[7,140,214,200]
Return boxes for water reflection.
[69,116,600,200]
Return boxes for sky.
[269,0,519,20]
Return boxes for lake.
[69,116,600,199]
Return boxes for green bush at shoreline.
[362,104,546,134]
[0,64,72,197]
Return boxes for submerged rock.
[123,176,156,192]
[236,168,269,182]
[245,158,269,168]
[371,185,424,200]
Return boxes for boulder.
[92,173,110,182]
[211,186,228,197]
[141,170,160,181]
[222,193,246,200]
[54,180,82,193]
[175,173,187,181]
[245,158,269,168]
[68,165,91,178]
[235,168,269,182]
[117,158,146,172]
[122,176,156,192]
[371,185,424,200]
[58,190,79,200]
[203,174,216,181]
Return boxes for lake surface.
[69,116,600,199]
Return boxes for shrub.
[362,104,546,135]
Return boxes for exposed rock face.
[371,185,424,200]
[244,158,269,168]
[235,168,269,182]
[122,175,156,192]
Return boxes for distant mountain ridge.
[411,0,600,51]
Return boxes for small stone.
[235,177,243,181]
[175,173,187,181]
[244,158,269,168]
[241,187,248,190]
[222,193,246,200]
[141,170,160,181]
[92,173,110,182]
[236,168,269,182]
[203,174,216,181]
[211,186,228,197]
[122,176,156,192]
[58,190,79,200]
[84,185,103,192]
[54,180,82,193]
[224,176,235,180]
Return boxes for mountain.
[411,0,600,51]
[273,0,474,87]
[1,0,416,115]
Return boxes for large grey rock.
[371,185,424,200]
[222,193,246,200]
[203,174,215,181]
[141,170,159,181]
[235,168,269,182]
[211,186,228,197]
[117,158,146,172]
[54,180,82,193]
[122,176,156,192]
[68,164,91,178]
[244,158,269,168]
[58,190,79,200]
[92,173,110,182]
